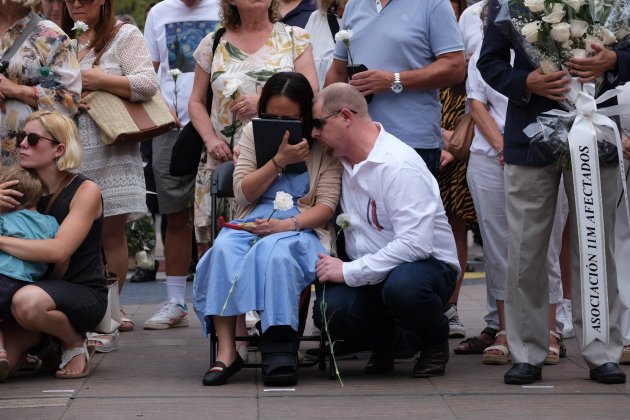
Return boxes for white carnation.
[273,191,294,212]
[542,3,566,24]
[222,79,242,98]
[167,68,183,78]
[334,29,353,43]
[562,0,586,13]
[569,19,589,38]
[521,21,542,43]
[335,213,351,230]
[524,0,545,13]
[551,22,571,43]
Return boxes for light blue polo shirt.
[334,0,463,149]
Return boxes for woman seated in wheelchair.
[193,72,341,387]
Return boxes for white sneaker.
[445,305,466,338]
[556,299,575,338]
[143,299,189,330]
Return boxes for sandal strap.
[549,329,562,340]
[495,330,507,338]
[484,344,510,355]
[59,342,89,370]
[481,327,499,338]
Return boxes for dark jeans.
[314,257,456,354]
[414,148,441,179]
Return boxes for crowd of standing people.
[0,0,629,389]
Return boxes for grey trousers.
[504,162,623,368]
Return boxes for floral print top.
[0,13,80,165]
[191,22,310,234]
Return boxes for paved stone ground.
[2,274,630,419]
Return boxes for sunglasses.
[63,0,95,5]
[312,109,357,129]
[15,131,60,148]
[259,113,300,121]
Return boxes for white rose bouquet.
[497,0,629,76]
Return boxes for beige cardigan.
[233,122,342,253]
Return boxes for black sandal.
[202,353,243,386]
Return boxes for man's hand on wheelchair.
[253,218,293,235]
[316,254,345,284]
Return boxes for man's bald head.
[314,83,369,118]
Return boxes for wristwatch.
[391,72,403,94]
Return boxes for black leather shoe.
[504,363,542,385]
[364,352,394,374]
[412,341,449,378]
[202,354,243,386]
[589,362,626,384]
[129,261,159,283]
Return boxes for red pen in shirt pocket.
[367,198,383,231]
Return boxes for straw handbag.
[85,90,176,144]
[85,23,176,145]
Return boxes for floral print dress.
[192,22,310,240]
[0,13,80,166]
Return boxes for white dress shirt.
[341,124,461,287]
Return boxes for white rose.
[569,48,588,59]
[222,79,242,98]
[551,22,571,43]
[335,213,351,230]
[542,3,566,24]
[521,21,542,43]
[599,27,617,46]
[334,29,353,43]
[273,191,294,211]
[524,0,545,13]
[584,35,603,54]
[562,0,586,13]
[569,19,589,38]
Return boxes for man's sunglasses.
[313,109,357,129]
[15,131,60,148]
[259,113,300,121]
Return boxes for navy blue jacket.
[281,0,317,29]
[477,0,630,166]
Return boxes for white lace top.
[77,24,158,218]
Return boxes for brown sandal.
[453,327,498,355]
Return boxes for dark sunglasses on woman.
[63,0,95,5]
[15,131,60,148]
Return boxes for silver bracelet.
[291,216,301,231]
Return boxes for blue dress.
[193,172,326,334]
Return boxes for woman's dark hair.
[61,0,117,56]
[257,72,314,143]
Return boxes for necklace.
[78,42,91,52]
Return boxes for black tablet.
[252,118,306,174]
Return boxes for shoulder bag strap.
[0,12,42,74]
[205,27,226,109]
[92,22,128,67]
[326,8,340,41]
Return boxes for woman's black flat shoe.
[202,354,243,386]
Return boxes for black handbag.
[169,27,225,176]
